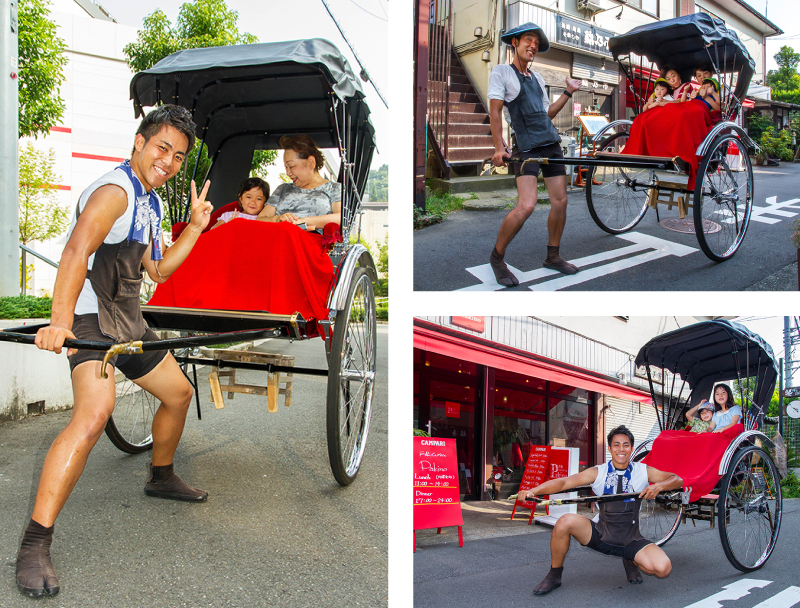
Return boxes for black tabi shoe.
[623,559,643,584]
[543,245,578,275]
[144,463,208,502]
[533,566,563,596]
[16,519,60,598]
[489,247,519,287]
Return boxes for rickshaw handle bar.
[485,156,676,171]
[508,490,676,506]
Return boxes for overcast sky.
[738,0,800,72]
[94,0,388,170]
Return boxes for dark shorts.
[512,141,567,179]
[67,314,167,380]
[583,521,653,561]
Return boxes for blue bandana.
[603,461,635,501]
[118,161,163,267]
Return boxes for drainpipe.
[0,0,19,296]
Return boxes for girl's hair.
[694,64,714,75]
[654,81,672,94]
[279,134,325,171]
[712,383,736,411]
[237,177,270,201]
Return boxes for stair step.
[450,102,486,113]
[448,146,496,162]
[448,123,492,136]
[449,112,490,124]
[448,91,482,104]
[448,134,494,147]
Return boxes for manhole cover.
[660,218,721,234]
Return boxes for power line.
[345,0,388,22]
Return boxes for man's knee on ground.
[654,561,672,578]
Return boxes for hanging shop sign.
[451,316,485,333]
[556,14,614,58]
[413,437,464,550]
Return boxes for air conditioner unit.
[578,0,605,12]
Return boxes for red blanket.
[640,423,744,501]
[148,220,333,321]
[622,99,712,190]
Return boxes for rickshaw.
[523,320,782,572]
[0,39,379,487]
[487,14,758,262]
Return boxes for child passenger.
[211,177,270,228]
[643,78,673,112]
[686,401,717,434]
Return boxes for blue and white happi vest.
[118,160,164,265]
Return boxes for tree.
[18,143,69,291]
[123,0,275,227]
[367,164,388,201]
[766,46,800,104]
[17,0,68,139]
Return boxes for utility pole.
[0,0,19,296]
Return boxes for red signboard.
[511,445,550,521]
[450,316,485,332]
[413,437,463,533]
[548,449,570,481]
[445,401,460,418]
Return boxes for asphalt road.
[0,324,388,608]
[414,498,800,608]
[414,162,800,291]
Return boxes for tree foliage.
[123,0,276,226]
[17,0,68,138]
[766,46,800,105]
[18,143,69,245]
[367,164,388,201]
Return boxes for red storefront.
[414,318,652,501]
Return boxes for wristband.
[564,90,573,99]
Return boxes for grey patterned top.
[267,181,342,218]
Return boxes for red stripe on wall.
[50,126,72,133]
[72,152,125,162]
[55,185,71,191]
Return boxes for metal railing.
[427,0,453,163]
[19,243,59,296]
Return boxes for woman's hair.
[712,383,736,411]
[659,64,680,82]
[693,64,714,75]
[279,134,325,171]
[237,177,270,201]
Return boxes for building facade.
[413,316,723,501]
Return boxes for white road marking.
[752,587,800,608]
[457,232,696,292]
[683,579,773,608]
[743,197,800,224]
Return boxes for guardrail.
[19,244,59,296]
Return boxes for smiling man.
[517,425,683,595]
[488,23,584,286]
[15,105,213,598]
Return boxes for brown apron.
[595,472,646,546]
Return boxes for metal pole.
[779,357,784,437]
[0,0,19,296]
[785,316,794,388]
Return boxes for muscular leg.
[541,174,578,274]
[533,513,592,596]
[489,175,537,286]
[633,543,672,578]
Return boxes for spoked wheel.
[718,446,782,572]
[326,267,377,486]
[634,450,683,545]
[586,132,655,234]
[693,134,754,262]
[105,372,156,454]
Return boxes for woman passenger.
[662,65,694,102]
[258,135,342,231]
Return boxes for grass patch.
[0,296,52,320]
[415,190,477,229]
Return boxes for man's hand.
[35,324,77,356]
[491,148,509,167]
[639,483,665,500]
[566,77,583,94]
[188,179,213,231]
[517,488,532,502]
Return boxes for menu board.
[512,445,550,517]
[413,437,463,531]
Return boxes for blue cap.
[698,401,715,412]
[500,22,550,53]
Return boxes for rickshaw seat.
[640,423,744,502]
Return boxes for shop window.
[549,398,591,470]
[495,368,546,392]
[549,382,591,402]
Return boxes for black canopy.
[129,39,375,210]
[609,13,754,102]
[635,320,778,408]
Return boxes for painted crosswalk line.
[457,232,697,292]
[752,587,800,608]
[683,578,773,608]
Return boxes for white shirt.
[590,461,649,497]
[487,63,551,129]
[67,167,162,315]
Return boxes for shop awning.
[414,325,652,403]
[743,98,755,109]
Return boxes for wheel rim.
[694,137,753,260]
[112,376,155,449]
[720,448,782,570]
[587,134,653,233]
[638,492,683,546]
[336,273,376,478]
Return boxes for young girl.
[211,177,270,228]
[685,401,717,433]
[709,384,742,433]
[642,78,673,112]
[690,77,721,114]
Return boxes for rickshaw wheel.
[718,445,782,572]
[586,132,653,234]
[326,267,377,486]
[105,372,156,454]
[693,134,754,262]
[633,450,683,545]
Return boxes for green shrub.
[748,113,776,143]
[0,295,52,319]
[781,469,800,498]
[760,127,794,161]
